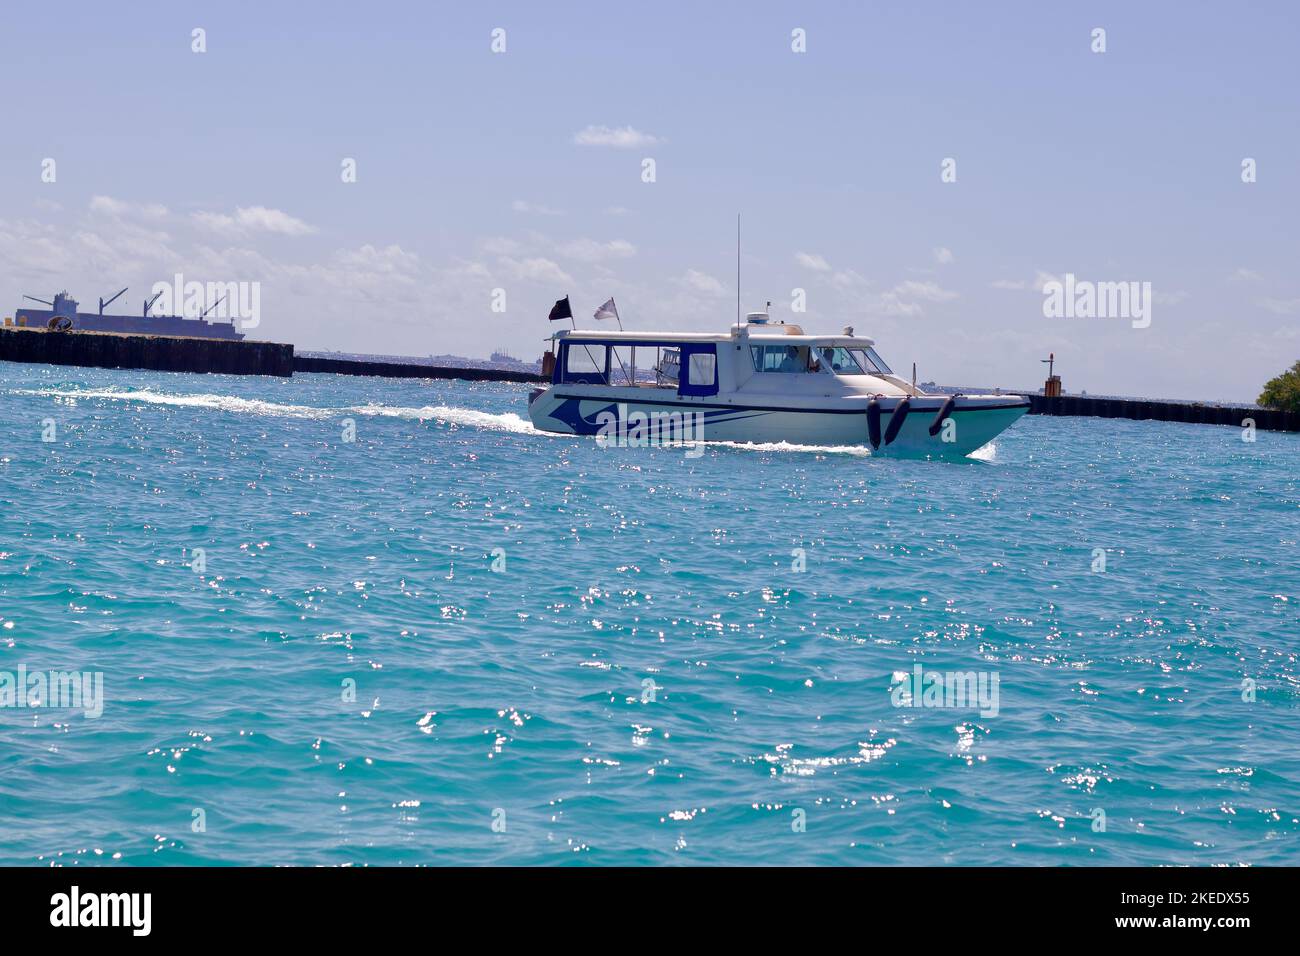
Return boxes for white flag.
[593,297,620,323]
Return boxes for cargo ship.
[7,287,244,340]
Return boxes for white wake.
[13,387,538,435]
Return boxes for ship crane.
[198,296,227,320]
[23,294,54,306]
[98,287,128,316]
[143,291,163,317]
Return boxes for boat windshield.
[751,343,894,376]
[751,344,816,372]
[848,347,893,376]
[812,346,866,375]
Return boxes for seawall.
[1027,394,1298,432]
[293,355,546,383]
[0,327,294,377]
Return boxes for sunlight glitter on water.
[2,364,1297,865]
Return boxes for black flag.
[548,295,573,322]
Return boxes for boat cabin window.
[609,346,636,385]
[814,346,867,375]
[561,342,609,384]
[678,343,719,396]
[658,348,680,383]
[751,344,815,373]
[685,351,716,387]
[556,341,685,387]
[848,347,893,376]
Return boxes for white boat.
[527,312,1029,456]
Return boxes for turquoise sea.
[1,361,1297,866]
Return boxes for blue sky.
[1,0,1296,402]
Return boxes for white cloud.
[795,251,832,272]
[873,294,924,318]
[681,269,726,296]
[0,208,179,288]
[481,236,524,256]
[1230,268,1263,282]
[498,256,573,286]
[831,269,872,291]
[603,206,631,216]
[990,278,1028,290]
[892,279,958,303]
[839,278,959,320]
[933,246,954,265]
[191,211,238,234]
[332,243,421,278]
[192,205,316,237]
[237,206,315,236]
[1259,297,1300,315]
[573,125,661,149]
[2,204,584,356]
[90,195,168,220]
[1034,270,1060,292]
[557,238,636,262]
[511,199,563,216]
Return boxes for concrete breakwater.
[1027,394,1298,432]
[293,354,546,383]
[0,327,293,377]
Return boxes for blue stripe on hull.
[547,396,761,436]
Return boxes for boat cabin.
[547,322,912,398]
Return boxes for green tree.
[1258,360,1300,412]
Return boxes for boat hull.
[528,389,1028,457]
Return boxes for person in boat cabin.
[820,347,855,373]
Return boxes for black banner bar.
[0,865,1273,941]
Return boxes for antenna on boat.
[736,213,741,330]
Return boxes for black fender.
[866,398,882,449]
[883,397,911,445]
[928,395,957,436]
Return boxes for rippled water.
[1,360,1297,866]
